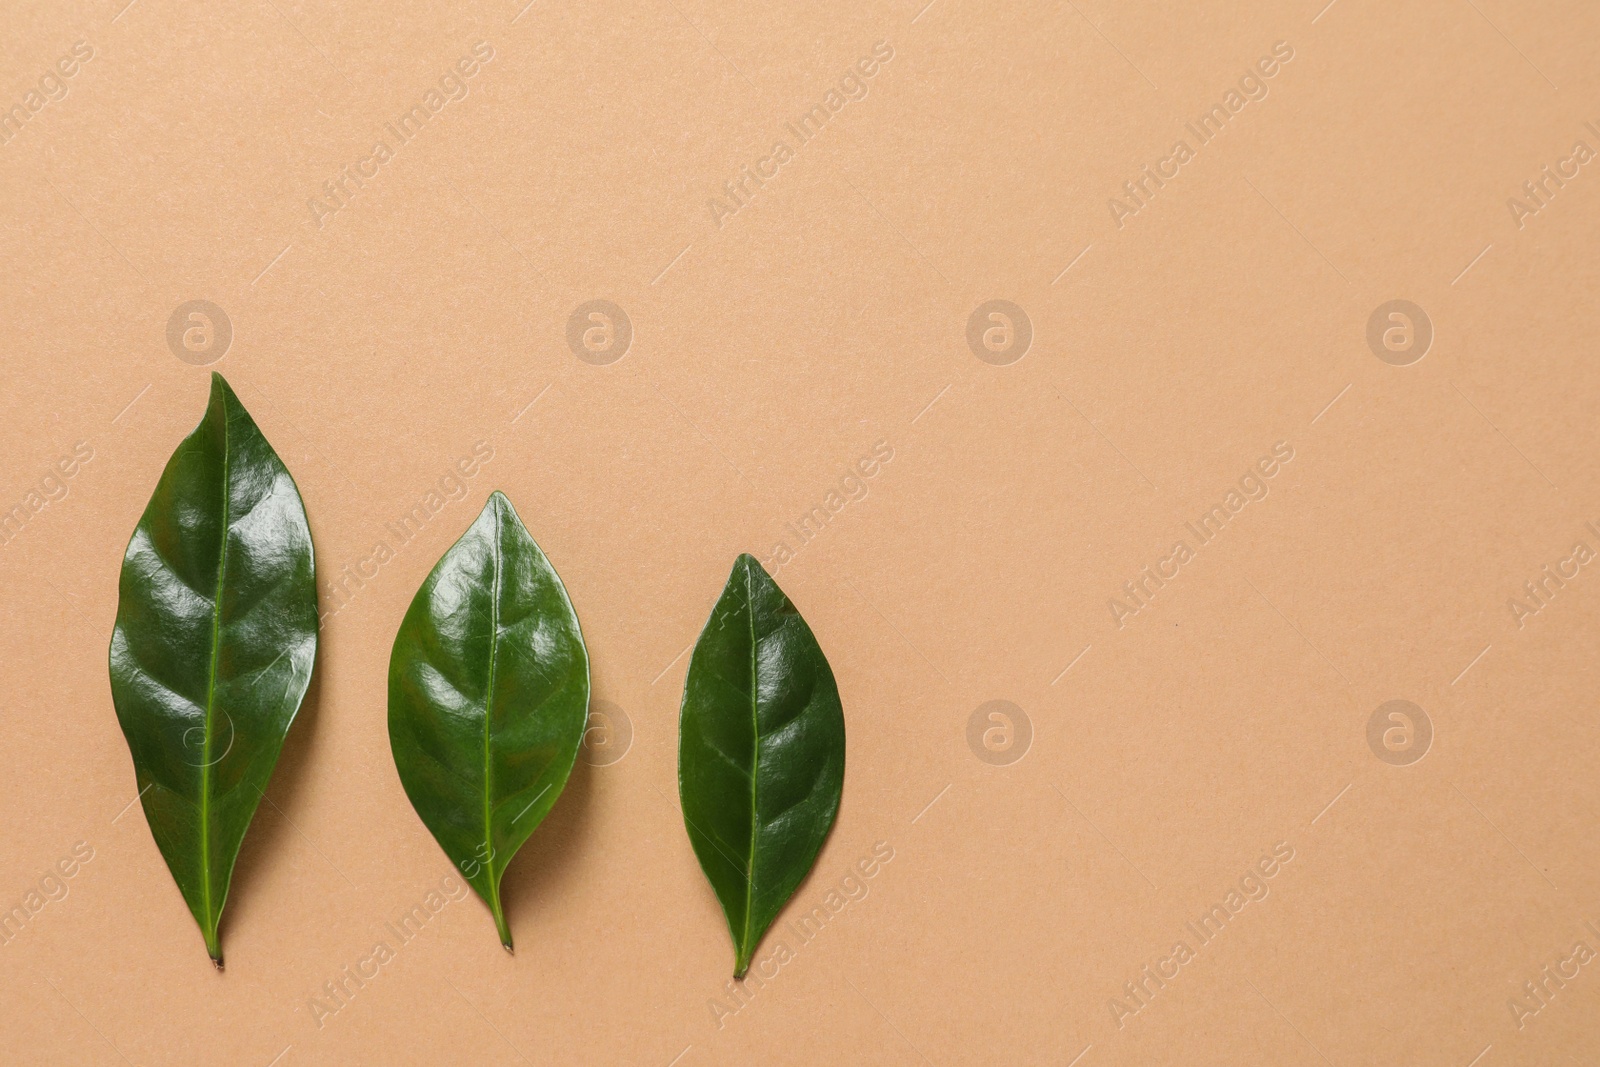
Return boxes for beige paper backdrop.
[3,0,1599,1063]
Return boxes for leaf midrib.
[742,561,758,959]
[482,500,503,914]
[199,397,231,941]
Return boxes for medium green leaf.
[678,554,846,978]
[388,491,589,950]
[108,373,319,966]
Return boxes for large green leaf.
[388,491,589,950]
[678,554,846,978]
[108,373,318,966]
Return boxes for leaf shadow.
[221,652,326,953]
[499,755,595,946]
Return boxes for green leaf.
[678,554,846,978]
[108,373,319,966]
[387,491,589,950]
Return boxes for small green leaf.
[388,491,589,950]
[108,373,319,966]
[678,554,846,978]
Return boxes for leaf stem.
[205,919,223,968]
[491,896,513,952]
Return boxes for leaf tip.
[206,372,246,422]
[732,552,771,586]
[484,489,520,525]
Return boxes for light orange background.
[3,0,1600,1063]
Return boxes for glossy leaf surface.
[678,554,845,977]
[108,373,318,965]
[388,492,588,949]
